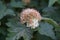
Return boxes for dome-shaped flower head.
[20,8,41,29]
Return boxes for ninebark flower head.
[22,0,30,5]
[20,8,41,29]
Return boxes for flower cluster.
[20,8,41,29]
[22,0,30,5]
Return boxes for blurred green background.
[0,0,60,40]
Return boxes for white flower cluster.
[20,8,41,29]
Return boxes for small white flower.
[27,19,39,29]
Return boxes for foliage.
[0,0,60,40]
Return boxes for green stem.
[41,17,60,31]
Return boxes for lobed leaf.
[6,18,33,40]
[0,8,15,19]
[38,22,56,40]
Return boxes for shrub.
[0,0,60,40]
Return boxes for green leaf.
[57,0,60,4]
[6,18,32,40]
[10,1,25,8]
[41,17,60,31]
[11,0,15,2]
[42,7,60,23]
[42,18,59,27]
[0,1,6,12]
[38,22,56,40]
[0,9,15,19]
[48,0,57,7]
[5,9,16,16]
[33,32,53,40]
[56,31,60,40]
[0,1,6,19]
[0,27,7,36]
[29,1,38,7]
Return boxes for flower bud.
[22,0,30,5]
